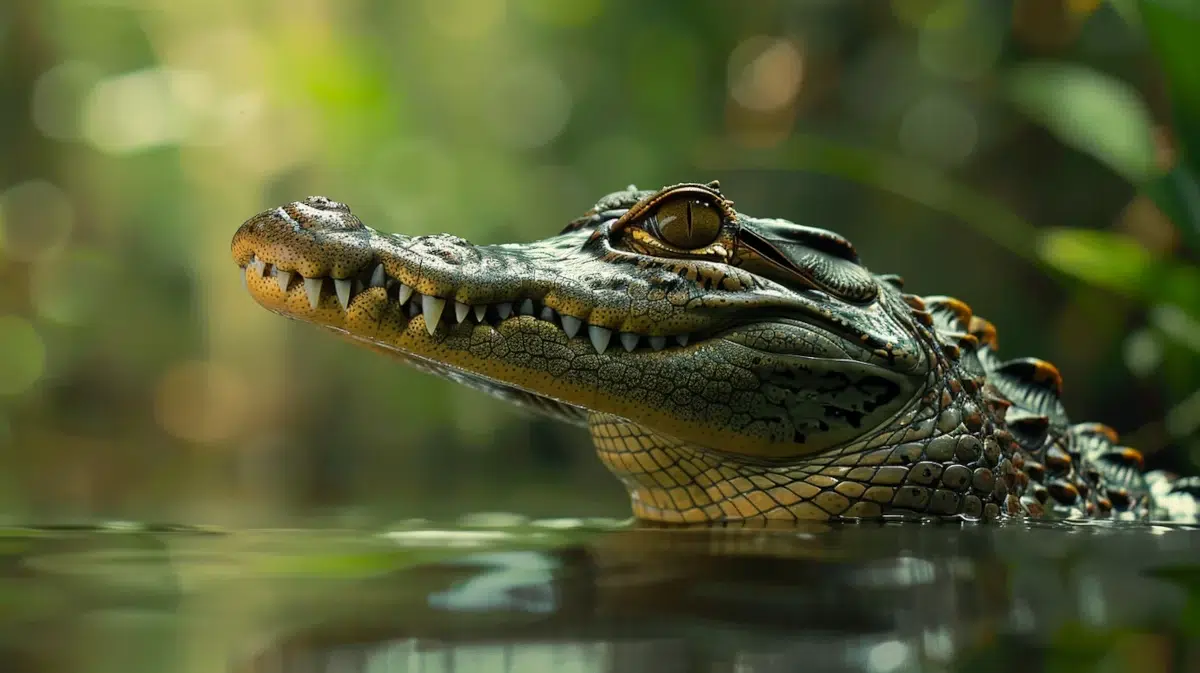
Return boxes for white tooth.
[649,336,667,351]
[474,304,487,322]
[454,301,470,323]
[422,295,446,335]
[354,278,364,295]
[496,302,513,319]
[540,306,556,322]
[619,332,639,352]
[370,264,386,288]
[304,277,323,309]
[588,325,612,354]
[675,334,689,347]
[241,271,248,291]
[397,283,414,305]
[334,278,352,310]
[250,259,266,276]
[560,315,582,338]
[519,298,535,315]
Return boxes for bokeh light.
[82,68,213,155]
[153,360,251,445]
[31,61,103,141]
[0,181,73,262]
[917,8,1004,81]
[0,316,46,396]
[728,37,806,113]
[897,93,978,166]
[482,61,573,149]
[30,248,117,326]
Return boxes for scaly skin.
[231,182,1199,525]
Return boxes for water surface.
[2,518,1198,672]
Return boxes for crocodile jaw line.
[232,197,923,469]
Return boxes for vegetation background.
[0,0,1197,527]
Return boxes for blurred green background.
[0,0,1197,527]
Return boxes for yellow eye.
[653,198,723,249]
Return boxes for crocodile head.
[233,182,992,523]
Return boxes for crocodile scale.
[231,181,1200,525]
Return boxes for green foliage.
[1038,228,1200,317]
[1140,0,1200,174]
[1140,0,1200,247]
[1009,1,1200,319]
[1006,62,1158,184]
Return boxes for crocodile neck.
[231,182,1198,525]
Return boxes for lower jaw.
[242,266,894,459]
[243,269,712,426]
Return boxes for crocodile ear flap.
[740,218,861,263]
[735,222,878,303]
[737,226,812,278]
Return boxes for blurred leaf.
[1138,0,1200,250]
[1139,0,1200,172]
[1007,62,1158,184]
[1143,164,1200,250]
[1038,228,1200,317]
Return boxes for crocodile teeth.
[397,283,414,305]
[588,325,612,354]
[496,302,513,319]
[519,298,535,316]
[304,277,323,309]
[334,278,352,310]
[560,315,582,338]
[454,301,470,323]
[540,306,556,322]
[676,334,689,347]
[649,336,666,351]
[369,264,386,288]
[250,258,266,276]
[275,270,293,293]
[422,295,446,335]
[473,304,487,322]
[407,299,421,317]
[619,332,639,352]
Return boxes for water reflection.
[2,520,1198,672]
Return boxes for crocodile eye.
[653,198,722,249]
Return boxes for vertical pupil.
[685,201,694,239]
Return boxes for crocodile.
[231,181,1200,525]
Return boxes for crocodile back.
[921,293,1196,522]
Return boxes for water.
[1,518,1198,672]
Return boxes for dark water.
[2,518,1199,673]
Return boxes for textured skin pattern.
[590,414,1006,522]
[231,183,1200,525]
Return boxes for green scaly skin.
[231,182,1199,525]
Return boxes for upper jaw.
[231,197,916,363]
[232,197,703,354]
